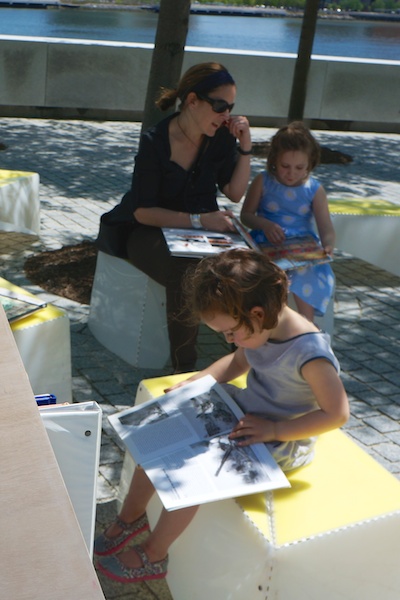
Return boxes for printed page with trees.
[109,375,289,511]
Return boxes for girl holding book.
[240,121,335,322]
[95,249,349,584]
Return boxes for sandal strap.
[115,516,132,531]
[115,516,145,532]
[134,544,150,567]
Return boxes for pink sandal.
[93,514,149,556]
[97,544,168,583]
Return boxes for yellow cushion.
[329,197,400,216]
[0,169,37,185]
[0,277,65,330]
[238,429,400,545]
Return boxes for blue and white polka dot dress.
[250,171,335,316]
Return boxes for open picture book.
[162,217,331,271]
[259,235,332,271]
[109,375,289,511]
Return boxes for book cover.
[109,375,289,511]
[259,235,332,271]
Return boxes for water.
[0,7,399,60]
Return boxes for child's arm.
[240,174,285,245]
[164,348,249,392]
[312,185,335,257]
[229,358,349,445]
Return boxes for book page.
[109,375,242,464]
[162,228,250,257]
[145,433,289,511]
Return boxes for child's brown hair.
[267,121,321,176]
[184,248,288,333]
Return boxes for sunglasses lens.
[213,100,234,113]
[197,94,234,114]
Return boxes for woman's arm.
[312,185,336,256]
[134,206,237,233]
[133,206,192,228]
[230,358,349,445]
[221,116,252,203]
[240,175,286,244]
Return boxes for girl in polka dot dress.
[241,121,335,322]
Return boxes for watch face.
[191,214,202,229]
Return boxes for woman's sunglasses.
[196,93,235,114]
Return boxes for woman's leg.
[126,226,199,372]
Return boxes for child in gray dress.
[95,248,349,584]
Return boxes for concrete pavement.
[1,118,400,599]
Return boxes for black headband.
[189,70,235,96]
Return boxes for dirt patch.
[24,241,97,305]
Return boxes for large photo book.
[109,375,289,511]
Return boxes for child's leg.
[104,467,155,539]
[292,293,315,322]
[117,504,199,567]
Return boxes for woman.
[96,62,252,372]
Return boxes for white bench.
[330,197,400,277]
[0,169,40,235]
[2,277,72,403]
[118,373,400,600]
[88,250,169,369]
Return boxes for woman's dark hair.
[156,62,235,112]
[267,121,321,175]
[184,248,288,333]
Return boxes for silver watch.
[190,214,202,229]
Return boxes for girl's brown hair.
[267,121,321,175]
[156,62,235,112]
[184,248,288,333]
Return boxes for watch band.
[190,214,202,229]
[237,146,252,156]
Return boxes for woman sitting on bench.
[96,61,252,373]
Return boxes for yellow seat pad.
[0,169,37,185]
[238,429,400,546]
[329,197,400,216]
[0,277,65,330]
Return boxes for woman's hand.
[229,414,277,445]
[226,116,251,152]
[200,210,236,232]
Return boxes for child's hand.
[263,222,286,245]
[229,414,277,445]
[323,244,334,257]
